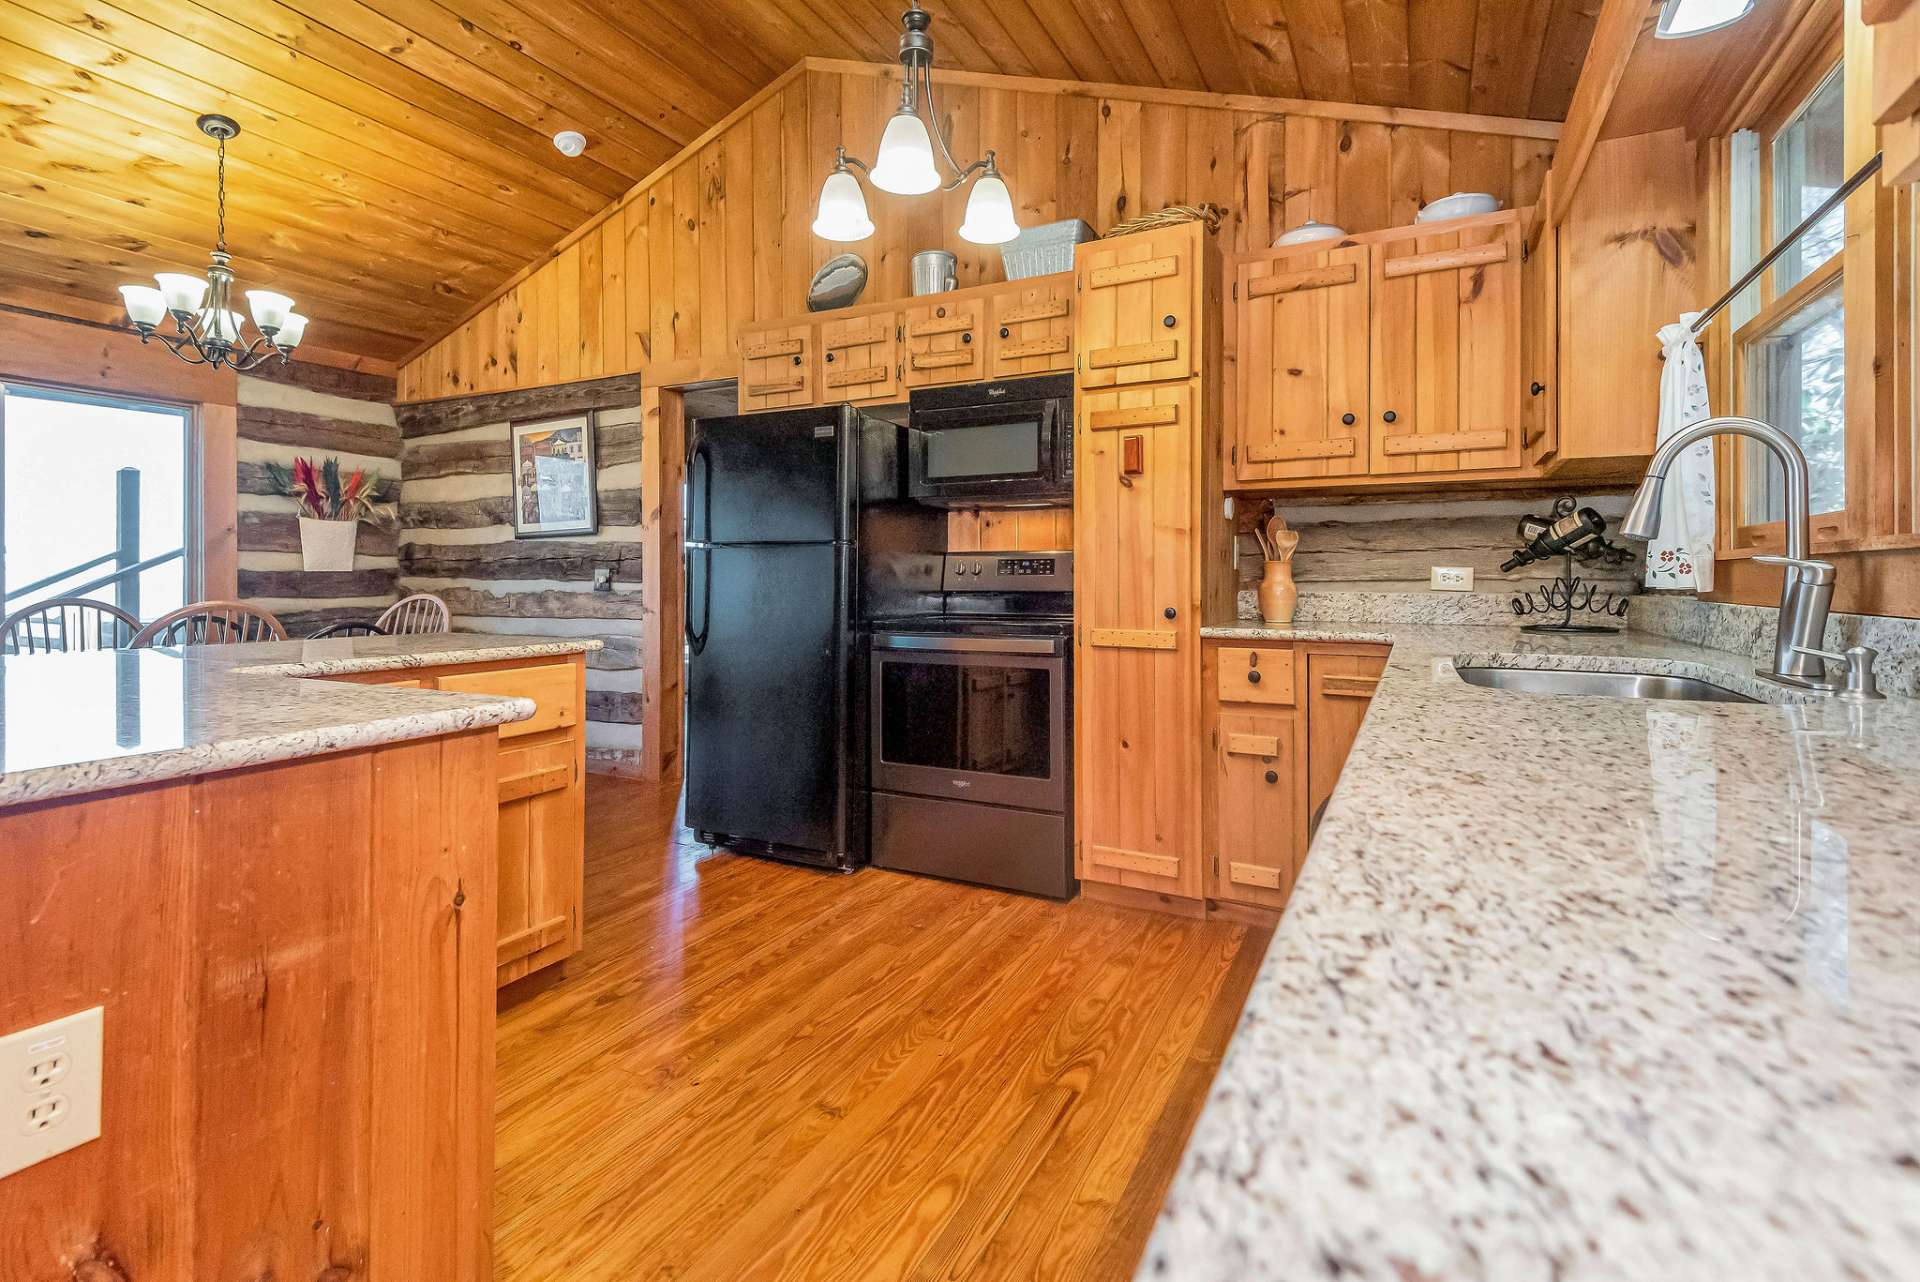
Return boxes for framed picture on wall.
[511,412,598,538]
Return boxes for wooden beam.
[1544,0,1652,227]
[639,383,686,782]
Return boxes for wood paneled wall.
[398,61,1559,402]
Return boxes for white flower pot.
[298,517,357,572]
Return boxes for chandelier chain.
[216,134,227,254]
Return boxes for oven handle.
[872,632,1061,656]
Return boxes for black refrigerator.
[683,404,940,870]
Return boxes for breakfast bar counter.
[1141,620,1920,1282]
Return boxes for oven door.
[906,399,1066,505]
[869,633,1066,812]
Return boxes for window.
[1729,58,1853,538]
[1,384,192,628]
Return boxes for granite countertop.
[1145,620,1920,1281]
[0,634,601,809]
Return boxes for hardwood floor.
[494,777,1270,1281]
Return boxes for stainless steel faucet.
[1621,415,1840,689]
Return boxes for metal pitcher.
[911,249,957,296]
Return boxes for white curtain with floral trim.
[1645,313,1715,592]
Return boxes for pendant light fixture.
[1654,0,1755,38]
[118,114,307,371]
[813,3,1021,246]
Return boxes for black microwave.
[906,373,1073,507]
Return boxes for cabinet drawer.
[1215,646,1294,705]
[438,661,579,740]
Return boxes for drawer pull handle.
[1247,670,1262,684]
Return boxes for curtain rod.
[1690,151,1883,337]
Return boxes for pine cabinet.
[737,323,815,412]
[820,310,901,405]
[1304,649,1387,822]
[904,295,985,387]
[988,277,1074,377]
[1233,244,1370,483]
[1076,225,1200,387]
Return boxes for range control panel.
[941,550,1074,593]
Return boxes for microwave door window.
[923,420,1042,480]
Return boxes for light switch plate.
[1430,566,1474,592]
[0,1007,103,1180]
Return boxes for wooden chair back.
[307,620,391,639]
[130,601,287,648]
[376,593,451,636]
[1,597,139,654]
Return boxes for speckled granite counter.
[1143,621,1920,1281]
[0,634,601,809]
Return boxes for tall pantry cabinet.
[1071,222,1234,905]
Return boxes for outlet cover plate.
[1,1006,103,1180]
[1430,566,1474,592]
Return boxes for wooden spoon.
[1270,527,1300,563]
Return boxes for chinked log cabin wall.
[235,362,401,636]
[395,373,645,776]
[397,59,1561,401]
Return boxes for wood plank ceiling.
[0,0,1598,364]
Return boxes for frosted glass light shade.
[870,111,940,195]
[155,272,209,314]
[1654,0,1754,37]
[275,312,309,349]
[197,307,246,343]
[957,173,1019,245]
[246,289,295,333]
[120,285,167,326]
[812,170,875,241]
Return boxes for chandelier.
[812,4,1020,246]
[117,114,307,371]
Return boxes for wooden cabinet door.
[1306,649,1387,822]
[1522,226,1558,467]
[820,310,900,404]
[1075,224,1198,388]
[1076,382,1198,896]
[903,296,984,387]
[739,323,816,411]
[1368,217,1523,475]
[1213,707,1302,909]
[988,276,1073,377]
[1234,245,1370,483]
[494,734,583,986]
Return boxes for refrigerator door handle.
[686,546,712,657]
[688,440,712,545]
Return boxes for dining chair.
[130,600,287,647]
[1,597,139,654]
[375,593,452,635]
[307,620,391,639]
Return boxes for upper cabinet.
[988,277,1074,378]
[819,310,901,405]
[1076,226,1201,388]
[737,323,816,413]
[1230,212,1523,488]
[904,295,986,388]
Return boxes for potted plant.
[266,456,389,572]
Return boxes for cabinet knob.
[962,332,973,344]
[936,306,947,318]
[1247,669,1262,684]
[1530,381,1546,396]
[999,326,1011,338]
[791,355,802,366]
[1162,314,1177,328]
[1163,606,1177,620]
[1341,413,1356,426]
[825,351,836,363]
[1264,770,1279,784]
[1382,410,1397,423]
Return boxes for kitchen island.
[0,633,597,1282]
[1141,620,1920,1282]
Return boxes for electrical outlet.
[592,566,614,593]
[1,1007,103,1180]
[1430,566,1474,592]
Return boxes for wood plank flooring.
[494,777,1270,1281]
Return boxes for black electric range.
[863,551,1075,898]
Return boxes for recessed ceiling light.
[553,130,587,157]
[1655,0,1755,39]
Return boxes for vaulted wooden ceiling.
[0,0,1597,364]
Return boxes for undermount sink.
[1455,665,1757,703]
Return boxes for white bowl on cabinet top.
[1417,192,1500,223]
